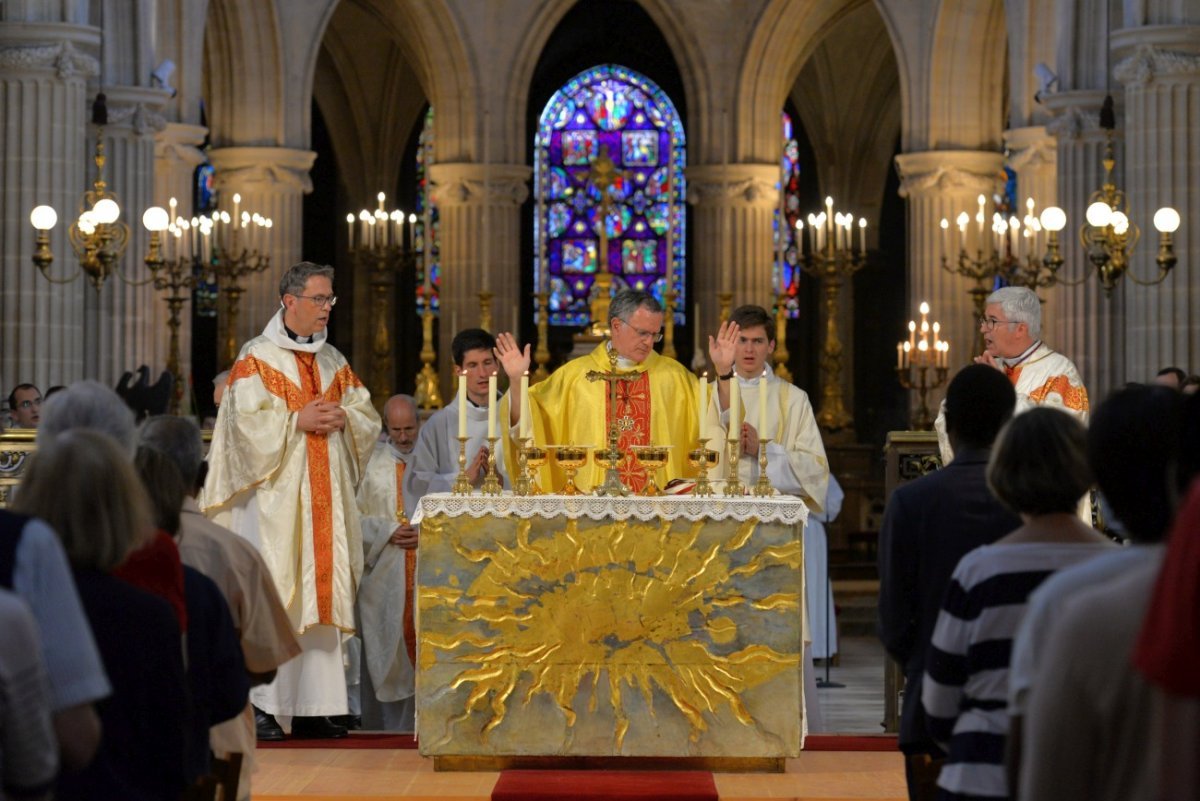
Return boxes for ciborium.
[519,441,547,496]
[631,445,670,496]
[687,440,719,497]
[550,445,589,496]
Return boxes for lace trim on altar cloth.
[412,492,809,525]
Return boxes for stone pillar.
[0,24,97,391]
[429,162,530,394]
[895,150,1006,385]
[154,121,208,405]
[1113,31,1200,381]
[1003,125,1065,358]
[207,146,316,357]
[685,162,778,342]
[1043,90,1124,397]
[81,85,170,386]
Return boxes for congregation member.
[1006,385,1181,790]
[496,289,699,493]
[15,430,188,801]
[201,262,380,740]
[1020,390,1200,801]
[922,408,1112,801]
[139,415,299,798]
[877,365,1020,801]
[935,286,1088,464]
[1153,365,1186,389]
[357,394,421,732]
[134,447,249,787]
[406,330,510,498]
[0,588,57,800]
[8,383,42,429]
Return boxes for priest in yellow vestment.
[201,262,380,737]
[496,289,700,493]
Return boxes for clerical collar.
[605,342,639,371]
[283,323,312,345]
[1002,340,1042,370]
[735,366,774,386]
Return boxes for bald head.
[384,394,418,453]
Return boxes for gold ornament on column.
[796,197,867,433]
[772,298,792,383]
[895,301,949,430]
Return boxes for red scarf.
[112,530,187,632]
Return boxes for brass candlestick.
[723,436,744,497]
[772,295,793,383]
[753,439,774,497]
[480,435,502,495]
[144,236,196,415]
[414,305,443,410]
[451,436,472,495]
[896,365,949,431]
[687,439,719,497]
[533,291,552,383]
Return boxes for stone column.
[429,162,530,394]
[895,150,1005,384]
[81,85,171,387]
[685,162,778,341]
[1043,90,1124,397]
[207,146,316,360]
[1113,32,1200,381]
[0,24,97,391]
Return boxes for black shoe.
[289,716,348,739]
[254,707,285,741]
[329,714,362,731]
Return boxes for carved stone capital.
[894,151,1004,199]
[684,164,778,209]
[1003,126,1057,172]
[155,123,209,169]
[104,86,172,136]
[1041,90,1112,142]
[209,147,317,194]
[1114,44,1200,87]
[0,39,98,79]
[429,163,531,208]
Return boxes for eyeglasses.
[295,294,337,308]
[979,316,1020,331]
[616,318,663,343]
[16,398,42,409]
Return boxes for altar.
[412,493,809,766]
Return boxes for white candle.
[457,371,467,438]
[693,302,701,354]
[859,218,866,254]
[729,372,740,440]
[896,343,903,370]
[487,373,497,438]
[519,371,530,439]
[233,193,241,229]
[758,371,768,436]
[698,372,708,442]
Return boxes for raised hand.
[708,320,740,376]
[494,332,531,381]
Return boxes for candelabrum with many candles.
[142,215,197,415]
[895,302,950,431]
[795,198,868,433]
[204,195,272,368]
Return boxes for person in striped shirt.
[922,408,1113,800]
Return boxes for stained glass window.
[416,106,440,313]
[775,111,802,319]
[535,65,686,326]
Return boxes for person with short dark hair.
[922,408,1112,801]
[877,364,1021,801]
[200,262,381,740]
[1181,374,1200,395]
[495,289,700,493]
[1154,366,1186,389]
[8,384,42,429]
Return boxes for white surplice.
[404,396,510,502]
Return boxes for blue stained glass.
[536,64,687,326]
[775,110,802,319]
[416,106,440,314]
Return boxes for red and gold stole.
[396,461,417,669]
[608,371,652,493]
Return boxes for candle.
[345,213,353,245]
[698,372,709,442]
[487,373,497,438]
[519,371,530,439]
[729,371,740,440]
[233,193,241,228]
[457,370,467,438]
[908,320,916,349]
[896,343,903,370]
[758,370,768,436]
[976,194,985,236]
[377,191,385,213]
[858,218,867,255]
[693,302,701,354]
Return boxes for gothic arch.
[926,0,1007,150]
[203,0,286,145]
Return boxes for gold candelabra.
[532,291,552,383]
[895,302,950,430]
[772,294,792,383]
[723,434,744,497]
[143,230,197,415]
[414,306,443,410]
[687,439,718,497]
[752,439,774,497]
[796,198,868,433]
[480,436,502,495]
[451,436,472,495]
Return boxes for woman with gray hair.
[920,408,1112,801]
[14,430,188,801]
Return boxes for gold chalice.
[521,443,548,495]
[550,445,589,496]
[631,445,670,496]
[686,440,720,497]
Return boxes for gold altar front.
[413,494,809,761]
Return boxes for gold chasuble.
[201,312,379,635]
[512,343,699,494]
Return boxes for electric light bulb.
[1110,211,1129,235]
[1086,201,1113,228]
[1039,206,1067,232]
[30,205,58,230]
[91,198,120,224]
[141,206,169,232]
[1153,207,1181,233]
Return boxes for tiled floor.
[254,637,901,799]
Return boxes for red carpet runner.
[491,770,718,801]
